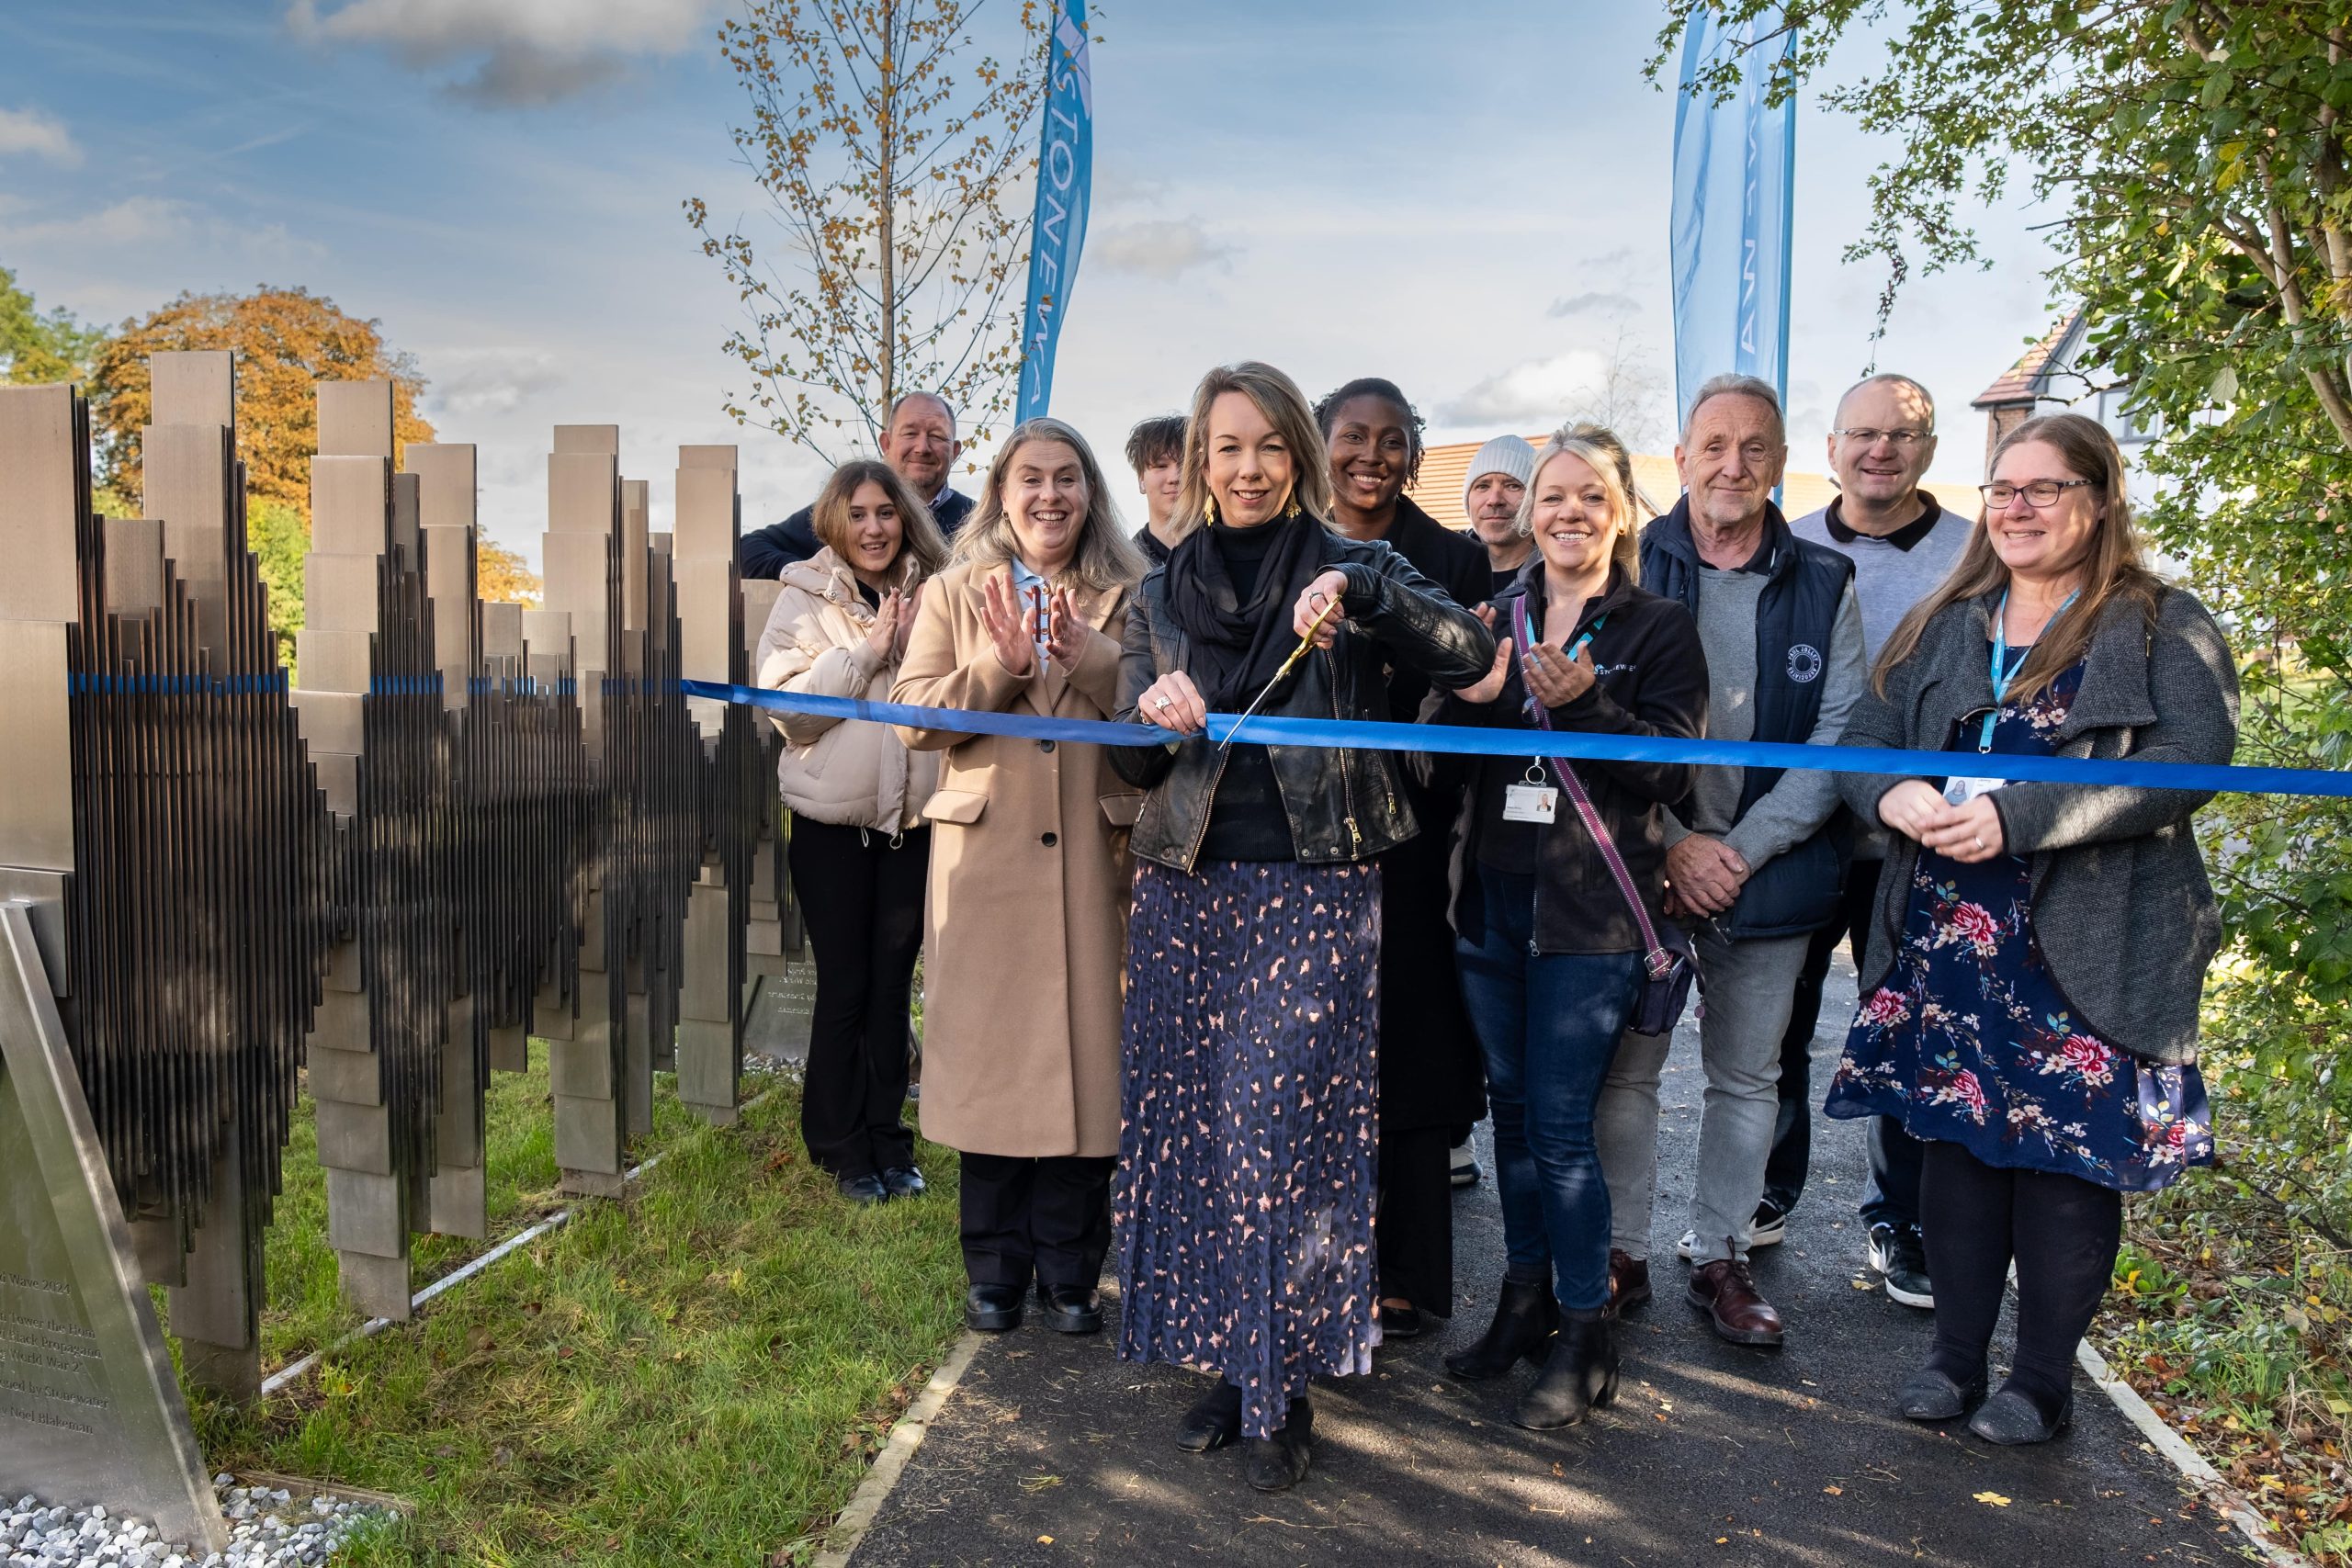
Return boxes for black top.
[1197,521,1296,862]
[1823,491,1944,551]
[739,488,976,579]
[1133,525,1173,567]
[1356,498,1491,723]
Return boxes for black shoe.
[1444,1278,1558,1382]
[1512,1314,1619,1430]
[837,1172,889,1205]
[1968,1385,2073,1445]
[1750,1196,1789,1247]
[1035,1282,1103,1335]
[880,1165,926,1199]
[1175,1381,1243,1453]
[1377,1299,1427,1340]
[1894,1364,1985,1421]
[963,1283,1023,1333]
[1246,1400,1313,1492]
[1867,1223,1935,1309]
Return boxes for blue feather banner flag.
[1015,0,1092,422]
[1670,8,1797,423]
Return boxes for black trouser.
[787,818,927,1180]
[1918,1141,2121,1417]
[1377,1123,1454,1315]
[1762,859,1925,1230]
[958,1152,1115,1293]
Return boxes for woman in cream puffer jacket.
[752,459,951,1203]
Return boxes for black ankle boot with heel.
[1443,1277,1558,1382]
[1511,1311,1618,1430]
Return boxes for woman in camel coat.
[891,415,1150,1337]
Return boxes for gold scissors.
[1214,595,1341,759]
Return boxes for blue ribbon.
[683,680,2352,800]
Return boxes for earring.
[1204,495,1217,524]
[1283,496,1301,519]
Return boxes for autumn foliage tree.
[88,286,434,516]
[476,539,541,604]
[684,0,1050,462]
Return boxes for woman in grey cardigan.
[1824,412,2238,1447]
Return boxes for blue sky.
[1,1,2064,566]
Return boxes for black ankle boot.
[1175,1380,1243,1453]
[1444,1277,1558,1382]
[1511,1312,1619,1430]
[1246,1398,1313,1492]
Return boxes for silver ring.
[1973,832,1986,851]
[1153,695,1173,710]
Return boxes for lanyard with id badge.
[1945,588,2076,807]
[1500,606,1604,826]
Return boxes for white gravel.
[1,1478,389,1568]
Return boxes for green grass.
[188,1064,967,1566]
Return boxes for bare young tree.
[1564,323,1672,457]
[684,0,1049,464]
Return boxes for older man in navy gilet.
[1595,374,1866,1349]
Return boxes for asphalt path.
[848,956,2248,1567]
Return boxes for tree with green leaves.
[1,264,101,384]
[684,0,1051,463]
[1653,0,2352,1228]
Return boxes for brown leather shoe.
[1687,1256,1784,1347]
[1606,1249,1652,1317]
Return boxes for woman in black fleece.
[1425,424,1709,1430]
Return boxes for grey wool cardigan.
[1835,585,2240,1066]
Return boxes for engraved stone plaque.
[0,903,226,1551]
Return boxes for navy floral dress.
[1114,858,1381,1440]
[1826,648,2214,1193]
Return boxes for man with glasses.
[1763,372,1969,1312]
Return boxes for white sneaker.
[1449,1143,1480,1190]
[1676,1228,1699,1261]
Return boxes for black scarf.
[1163,512,1326,711]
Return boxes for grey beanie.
[1462,434,1538,515]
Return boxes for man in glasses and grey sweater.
[1765,372,1972,1313]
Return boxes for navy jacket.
[1641,498,1855,938]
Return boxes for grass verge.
[189,1069,967,1567]
[2099,1168,2352,1564]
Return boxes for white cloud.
[8,197,325,263]
[1547,290,1638,319]
[1089,219,1235,281]
[287,0,721,106]
[1436,349,1612,426]
[418,345,568,417]
[0,106,81,166]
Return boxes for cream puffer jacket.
[753,547,941,831]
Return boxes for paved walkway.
[849,960,2248,1566]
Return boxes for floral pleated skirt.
[1114,857,1381,1439]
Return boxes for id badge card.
[1503,783,1559,824]
[1943,774,2004,807]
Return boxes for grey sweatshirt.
[1788,495,1972,859]
[1663,569,1868,876]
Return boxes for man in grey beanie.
[1463,434,1539,595]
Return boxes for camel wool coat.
[890,559,1141,1158]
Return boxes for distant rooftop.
[1972,311,2086,410]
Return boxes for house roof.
[1971,311,2084,410]
[1405,437,1982,533]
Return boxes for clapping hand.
[1041,586,1087,674]
[864,590,903,659]
[894,580,923,660]
[1452,605,1511,705]
[980,574,1036,678]
[1522,639,1597,709]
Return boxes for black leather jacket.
[1112,530,1495,871]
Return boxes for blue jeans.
[1454,868,1642,1313]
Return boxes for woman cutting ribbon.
[1108,360,1492,1492]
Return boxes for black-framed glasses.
[1979,478,2097,509]
[1831,427,1932,447]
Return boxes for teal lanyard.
[1983,589,2075,751]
